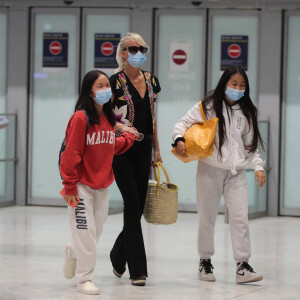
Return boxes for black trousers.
[111,139,152,279]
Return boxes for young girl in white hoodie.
[172,66,266,284]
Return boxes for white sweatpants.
[66,182,109,283]
[196,161,251,263]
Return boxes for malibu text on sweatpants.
[75,199,87,230]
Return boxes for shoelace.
[238,262,255,273]
[200,259,214,274]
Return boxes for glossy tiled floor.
[0,206,299,300]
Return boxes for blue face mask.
[225,86,245,101]
[127,52,147,68]
[93,88,112,105]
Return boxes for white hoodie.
[172,101,264,174]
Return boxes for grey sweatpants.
[66,182,109,283]
[196,161,251,263]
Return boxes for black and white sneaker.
[198,259,216,282]
[236,261,263,283]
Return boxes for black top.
[110,70,161,135]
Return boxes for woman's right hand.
[175,141,188,157]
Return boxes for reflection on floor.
[0,206,300,300]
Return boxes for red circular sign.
[172,49,187,65]
[49,41,62,55]
[227,44,241,58]
[101,42,114,56]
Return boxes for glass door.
[208,10,259,102]
[0,8,12,206]
[208,10,267,217]
[281,11,300,216]
[28,8,132,206]
[82,9,131,208]
[154,9,206,211]
[0,114,16,207]
[82,8,131,77]
[0,9,6,113]
[28,8,80,205]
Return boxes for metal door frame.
[0,7,8,113]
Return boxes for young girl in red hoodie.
[60,70,137,295]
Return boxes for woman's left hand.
[152,150,162,167]
[255,170,266,188]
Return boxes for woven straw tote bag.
[144,162,178,225]
[171,101,219,163]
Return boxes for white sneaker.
[236,262,263,284]
[78,281,100,295]
[198,259,216,282]
[63,244,76,279]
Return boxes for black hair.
[74,70,115,127]
[202,66,264,158]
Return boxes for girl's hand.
[119,125,139,139]
[126,127,139,140]
[119,125,133,134]
[63,194,78,207]
[152,150,162,167]
[175,141,188,158]
[255,170,266,188]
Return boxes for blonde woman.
[109,33,162,286]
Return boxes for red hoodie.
[60,110,135,195]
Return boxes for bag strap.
[153,162,170,185]
[62,109,89,147]
[82,110,90,132]
[152,162,170,196]
[199,101,206,122]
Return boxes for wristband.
[171,137,185,148]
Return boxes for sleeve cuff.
[65,186,78,195]
[173,134,184,142]
[254,165,264,172]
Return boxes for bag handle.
[152,162,170,196]
[199,101,206,122]
[153,162,170,184]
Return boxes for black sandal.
[113,268,124,278]
[131,276,146,286]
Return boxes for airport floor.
[0,206,300,300]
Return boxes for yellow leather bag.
[171,101,219,163]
